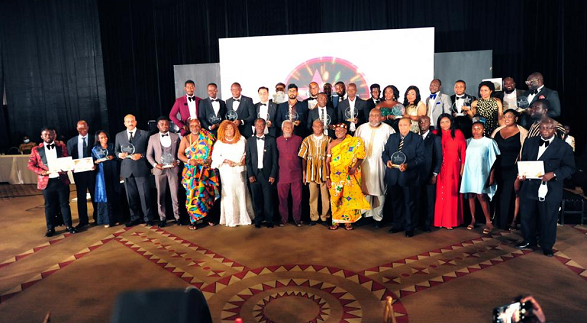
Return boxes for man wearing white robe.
[355,109,395,225]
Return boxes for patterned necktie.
[398,138,404,151]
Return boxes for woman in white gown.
[211,121,254,227]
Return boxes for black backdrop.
[1,0,586,151]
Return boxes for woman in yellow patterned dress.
[325,123,370,230]
[402,85,427,133]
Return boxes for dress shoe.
[255,223,261,229]
[145,221,155,226]
[388,227,404,234]
[296,223,302,227]
[543,249,554,257]
[158,221,166,228]
[45,229,56,237]
[308,221,317,226]
[423,225,432,232]
[516,242,536,250]
[75,222,88,230]
[125,220,140,228]
[405,230,414,237]
[374,221,383,229]
[278,223,285,227]
[266,223,274,228]
[66,227,78,234]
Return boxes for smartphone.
[492,301,533,323]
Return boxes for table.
[0,155,76,184]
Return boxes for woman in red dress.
[434,113,467,229]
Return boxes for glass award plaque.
[391,151,407,168]
[121,144,135,159]
[345,107,358,122]
[161,152,175,169]
[226,110,239,121]
[96,147,109,162]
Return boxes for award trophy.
[517,96,529,111]
[96,147,109,163]
[208,114,222,126]
[121,144,135,159]
[161,152,175,169]
[345,107,358,122]
[390,151,407,168]
[257,111,269,122]
[286,111,299,122]
[226,110,239,121]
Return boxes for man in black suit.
[382,118,425,237]
[332,81,346,110]
[525,72,561,118]
[364,83,381,115]
[66,120,96,229]
[246,118,278,228]
[450,80,476,138]
[516,118,575,257]
[226,82,255,138]
[275,84,308,138]
[255,86,278,137]
[307,93,336,137]
[304,81,320,111]
[417,116,442,232]
[115,114,154,227]
[198,83,226,135]
[336,83,367,134]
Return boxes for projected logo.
[284,57,370,99]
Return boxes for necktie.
[430,93,437,100]
[47,143,55,150]
[129,132,134,143]
[540,139,549,147]
[398,138,404,151]
[82,137,87,157]
[188,96,195,102]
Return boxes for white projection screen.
[219,27,435,101]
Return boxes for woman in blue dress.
[92,130,119,227]
[460,116,500,234]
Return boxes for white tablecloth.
[0,155,75,184]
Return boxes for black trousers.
[124,175,153,222]
[43,178,73,230]
[72,171,96,224]
[390,184,418,231]
[250,171,274,225]
[520,195,560,251]
[417,182,437,227]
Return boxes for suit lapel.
[38,145,48,166]
[538,138,559,161]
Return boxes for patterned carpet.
[0,184,40,200]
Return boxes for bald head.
[369,108,382,126]
[526,72,544,90]
[76,120,89,136]
[398,118,411,136]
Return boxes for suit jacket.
[494,89,525,108]
[27,142,70,190]
[418,132,443,185]
[198,97,227,133]
[115,128,151,178]
[520,136,575,202]
[170,95,202,135]
[226,95,255,138]
[426,93,452,126]
[382,132,425,187]
[246,135,278,180]
[254,101,278,137]
[307,106,336,137]
[66,135,94,160]
[364,97,380,114]
[275,100,309,137]
[527,87,561,118]
[146,132,180,176]
[449,94,476,114]
[337,97,368,129]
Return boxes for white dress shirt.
[537,136,554,159]
[348,97,357,132]
[317,106,328,135]
[44,142,59,178]
[503,90,518,109]
[527,85,544,104]
[127,130,136,142]
[258,102,269,135]
[255,136,265,169]
[210,97,220,116]
[77,134,88,159]
[187,94,197,120]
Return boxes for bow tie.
[540,139,550,147]
[308,97,317,100]
[233,98,240,102]
[529,89,538,95]
[374,99,380,104]
[188,96,195,102]
[455,96,464,100]
[430,93,437,99]
[260,103,267,107]
[256,137,265,141]
[210,99,219,102]
[46,143,55,150]
[161,133,169,137]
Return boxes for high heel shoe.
[482,222,493,235]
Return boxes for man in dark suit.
[28,127,77,236]
[450,80,476,138]
[198,83,226,135]
[246,118,278,228]
[336,83,367,134]
[382,118,425,237]
[524,72,561,118]
[115,114,154,227]
[516,118,575,257]
[275,84,309,138]
[66,120,96,229]
[255,86,278,137]
[146,117,180,228]
[307,93,336,137]
[417,116,442,232]
[304,81,320,111]
[331,81,346,110]
[364,83,381,115]
[169,80,201,136]
[226,82,255,138]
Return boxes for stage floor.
[1,192,587,322]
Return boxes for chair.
[383,295,398,323]
[560,190,586,225]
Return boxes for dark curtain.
[0,0,107,147]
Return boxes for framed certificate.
[49,156,74,173]
[73,157,95,173]
[517,161,545,179]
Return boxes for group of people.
[27,73,575,257]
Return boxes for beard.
[504,88,515,94]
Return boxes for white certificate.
[517,161,545,179]
[73,157,95,173]
[49,156,74,173]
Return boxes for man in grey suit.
[336,83,367,134]
[425,79,452,128]
[226,82,256,138]
[146,117,180,228]
[115,114,154,227]
[525,72,561,118]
